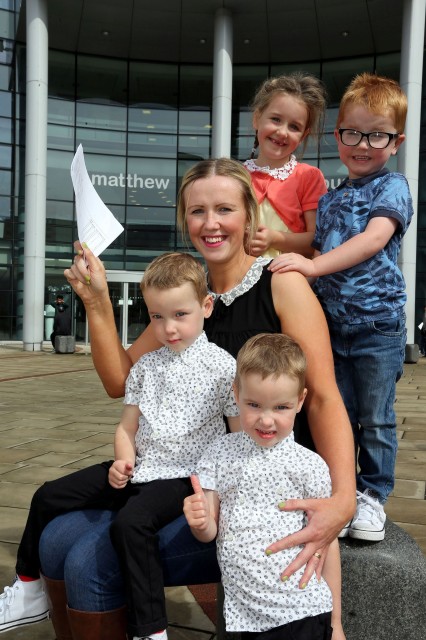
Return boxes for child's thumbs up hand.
[184,475,210,530]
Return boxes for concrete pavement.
[0,342,425,639]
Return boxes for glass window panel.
[0,64,11,90]
[126,158,176,208]
[48,124,75,151]
[48,98,75,126]
[129,62,178,108]
[322,57,374,105]
[231,135,252,162]
[127,205,176,226]
[125,248,164,271]
[318,158,347,190]
[319,131,338,159]
[49,51,75,99]
[46,150,74,201]
[128,107,178,134]
[45,222,74,245]
[0,116,12,143]
[0,264,11,289]
[84,153,127,205]
[180,65,213,109]
[0,169,11,194]
[126,224,176,253]
[232,65,268,109]
[128,131,177,158]
[0,10,14,39]
[178,135,210,160]
[76,128,126,155]
[0,144,11,168]
[325,108,339,132]
[77,55,127,106]
[76,102,127,131]
[0,194,12,220]
[179,110,211,135]
[0,90,12,118]
[46,200,74,223]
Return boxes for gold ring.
[313,552,322,559]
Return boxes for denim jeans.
[39,511,220,612]
[327,314,406,503]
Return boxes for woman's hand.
[64,242,109,305]
[265,494,352,588]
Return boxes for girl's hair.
[250,72,328,157]
[176,158,259,245]
[235,333,307,395]
[141,252,208,304]
[337,73,408,133]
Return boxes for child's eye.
[248,402,260,408]
[276,405,289,411]
[175,312,187,317]
[289,124,301,132]
[151,314,162,320]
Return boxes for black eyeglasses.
[338,128,400,149]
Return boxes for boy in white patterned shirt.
[184,333,344,640]
[0,253,239,640]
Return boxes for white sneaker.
[0,577,49,633]
[133,631,168,640]
[349,490,386,541]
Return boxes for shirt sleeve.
[195,440,221,491]
[124,359,145,406]
[369,173,413,234]
[298,165,328,212]
[302,452,332,499]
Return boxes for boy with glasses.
[268,73,413,542]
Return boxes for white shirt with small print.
[197,431,333,632]
[125,331,239,483]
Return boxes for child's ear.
[203,295,214,319]
[392,133,406,155]
[297,388,308,413]
[232,382,240,404]
[252,111,260,130]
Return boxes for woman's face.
[184,175,249,266]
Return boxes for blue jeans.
[327,315,406,503]
[39,511,220,611]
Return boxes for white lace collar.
[208,257,271,307]
[244,156,297,181]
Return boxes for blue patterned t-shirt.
[312,168,413,323]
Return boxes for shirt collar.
[242,430,295,453]
[163,331,209,365]
[336,167,389,189]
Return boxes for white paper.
[71,144,124,257]
[419,322,424,330]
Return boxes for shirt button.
[343,191,349,197]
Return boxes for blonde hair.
[337,73,408,132]
[176,158,259,245]
[235,333,306,394]
[251,72,328,156]
[141,252,208,304]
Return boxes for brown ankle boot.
[66,605,127,640]
[40,573,72,640]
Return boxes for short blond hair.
[141,252,208,304]
[337,73,408,132]
[235,333,306,394]
[176,158,259,246]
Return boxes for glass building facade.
[0,1,425,344]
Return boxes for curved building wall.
[0,12,425,340]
